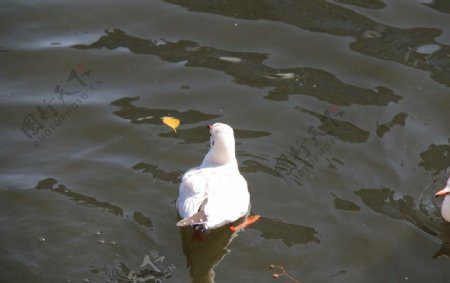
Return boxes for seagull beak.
[207,125,213,129]
[434,187,450,198]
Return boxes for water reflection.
[240,160,281,177]
[179,215,318,282]
[376,112,407,138]
[89,262,167,283]
[133,162,182,183]
[73,29,400,106]
[418,140,450,174]
[331,193,361,211]
[298,107,370,143]
[111,96,220,126]
[249,217,320,246]
[179,225,236,283]
[35,178,153,230]
[336,0,386,9]
[111,96,271,143]
[275,105,369,186]
[133,159,281,183]
[166,0,450,88]
[355,185,450,258]
[158,126,271,144]
[422,0,450,14]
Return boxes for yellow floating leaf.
[162,116,180,132]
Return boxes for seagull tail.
[176,210,208,227]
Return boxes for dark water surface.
[1,1,450,282]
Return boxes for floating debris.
[136,116,154,122]
[362,29,382,39]
[269,264,301,282]
[265,73,295,80]
[362,25,386,39]
[218,56,242,63]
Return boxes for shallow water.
[1,1,450,282]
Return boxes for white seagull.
[176,123,250,233]
[435,177,450,222]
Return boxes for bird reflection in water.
[178,219,241,283]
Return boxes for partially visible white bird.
[176,123,250,233]
[434,176,450,222]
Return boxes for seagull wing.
[176,168,209,219]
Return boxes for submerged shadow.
[72,29,401,106]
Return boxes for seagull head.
[202,123,237,167]
[435,177,450,198]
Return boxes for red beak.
[207,125,213,129]
[434,188,450,198]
